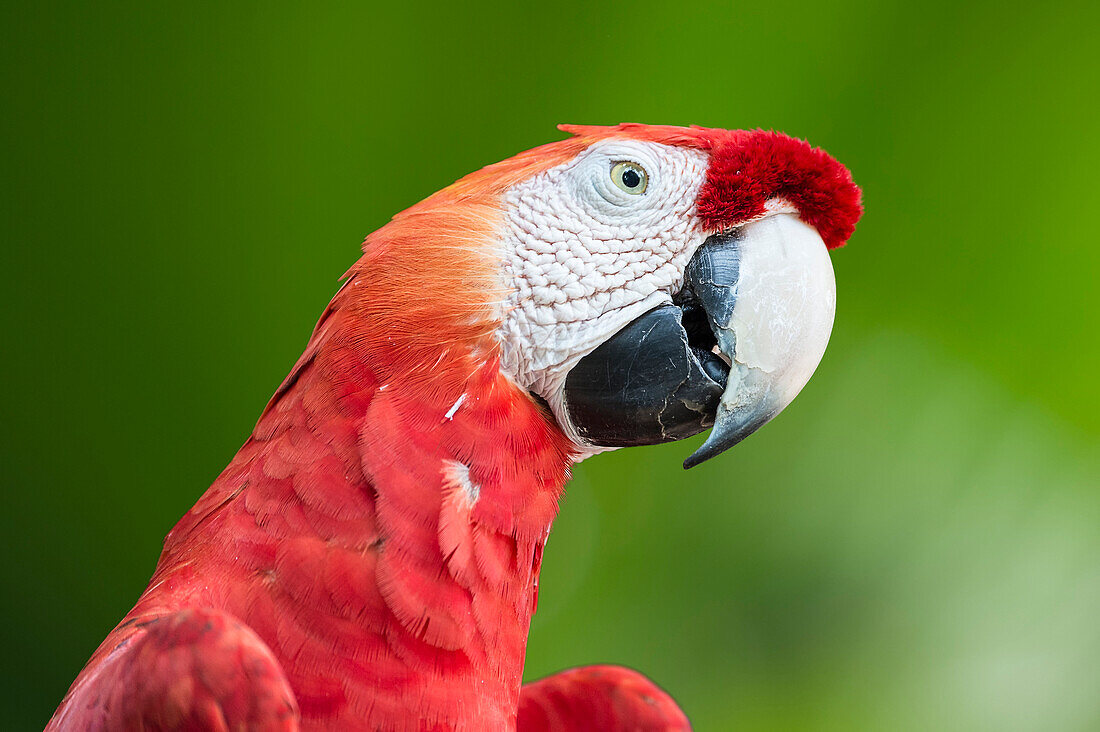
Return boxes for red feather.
[51,124,860,730]
[560,123,862,249]
[517,665,690,731]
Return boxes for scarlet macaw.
[49,124,861,730]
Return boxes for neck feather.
[154,214,575,725]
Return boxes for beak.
[561,212,835,468]
[562,302,728,448]
[681,213,836,468]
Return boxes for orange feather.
[50,126,739,730]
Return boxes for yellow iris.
[610,161,648,195]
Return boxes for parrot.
[48,123,861,731]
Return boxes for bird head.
[340,124,861,468]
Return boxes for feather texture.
[50,124,860,730]
[50,147,576,729]
[517,666,690,731]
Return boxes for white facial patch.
[497,139,710,438]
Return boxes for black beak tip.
[681,406,776,469]
[682,452,708,470]
[682,435,747,470]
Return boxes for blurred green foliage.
[2,1,1098,729]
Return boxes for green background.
[3,2,1098,729]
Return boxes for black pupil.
[621,167,641,188]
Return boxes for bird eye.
[610,161,648,195]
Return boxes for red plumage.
[694,129,862,249]
[560,124,863,249]
[517,666,690,731]
[50,124,861,731]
